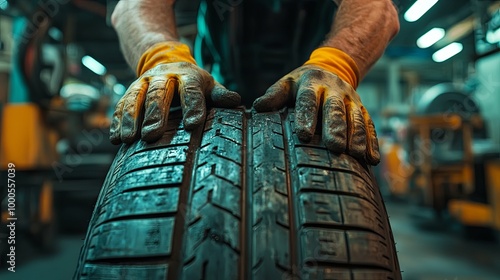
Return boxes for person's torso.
[193,0,337,104]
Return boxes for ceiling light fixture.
[0,0,8,10]
[432,42,463,62]
[82,55,107,76]
[113,84,127,95]
[404,0,439,22]
[417,28,446,48]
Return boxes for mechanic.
[109,0,399,165]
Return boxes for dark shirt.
[199,0,336,104]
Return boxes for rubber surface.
[74,108,401,280]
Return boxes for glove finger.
[179,78,206,130]
[361,106,381,165]
[253,78,293,112]
[345,99,367,160]
[322,91,347,154]
[210,82,241,108]
[110,97,126,145]
[294,85,321,142]
[141,77,176,142]
[120,80,149,144]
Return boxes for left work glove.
[253,47,380,165]
[110,42,240,144]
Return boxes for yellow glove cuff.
[136,42,197,77]
[304,47,360,89]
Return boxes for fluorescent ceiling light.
[417,28,445,48]
[82,55,107,75]
[432,42,463,62]
[0,0,8,10]
[48,27,63,41]
[113,84,127,95]
[404,0,439,22]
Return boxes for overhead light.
[82,55,107,76]
[113,84,127,95]
[432,42,463,62]
[48,27,63,41]
[417,28,445,48]
[0,0,8,10]
[404,0,439,22]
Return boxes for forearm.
[324,0,399,78]
[111,0,179,71]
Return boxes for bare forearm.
[111,0,179,71]
[325,0,399,78]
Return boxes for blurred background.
[0,0,500,279]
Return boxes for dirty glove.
[253,47,380,165]
[110,42,241,144]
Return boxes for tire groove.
[241,109,251,280]
[168,121,204,279]
[282,109,299,278]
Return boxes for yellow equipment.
[407,84,500,232]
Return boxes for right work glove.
[253,47,380,165]
[110,42,241,144]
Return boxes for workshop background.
[1,0,500,279]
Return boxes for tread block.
[302,268,352,280]
[335,173,376,204]
[121,146,188,176]
[196,162,241,186]
[293,146,368,183]
[253,163,287,195]
[294,146,331,168]
[191,177,241,218]
[81,264,168,280]
[202,125,243,145]
[340,196,385,235]
[184,209,240,256]
[298,193,342,226]
[327,153,368,179]
[300,229,349,263]
[253,122,284,149]
[296,167,376,205]
[87,218,174,260]
[205,108,244,127]
[113,165,184,195]
[199,137,242,164]
[252,221,291,273]
[252,187,289,227]
[352,270,395,280]
[297,167,335,191]
[347,231,392,269]
[95,188,180,226]
[134,129,191,152]
[181,251,239,280]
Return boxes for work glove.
[253,47,380,165]
[110,42,241,144]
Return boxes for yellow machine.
[382,84,500,233]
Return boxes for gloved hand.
[253,47,380,165]
[110,42,241,144]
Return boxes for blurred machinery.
[412,84,500,232]
[0,0,119,255]
[383,83,500,233]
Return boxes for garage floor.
[1,201,499,280]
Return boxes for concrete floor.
[0,202,499,280]
[388,202,500,280]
